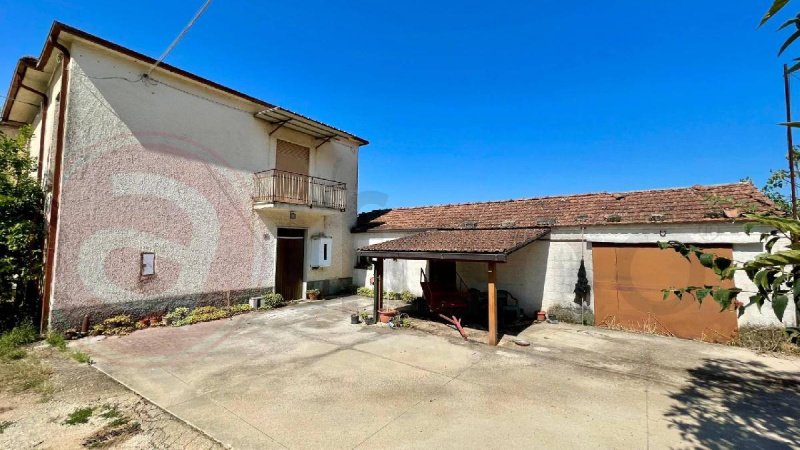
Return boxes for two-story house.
[1,22,367,330]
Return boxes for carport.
[357,228,550,345]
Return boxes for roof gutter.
[39,38,70,332]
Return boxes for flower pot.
[350,313,360,324]
[378,309,397,323]
[536,310,547,321]
[365,318,376,325]
[307,292,320,300]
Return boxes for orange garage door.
[592,244,738,342]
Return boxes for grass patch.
[70,350,92,364]
[64,406,94,425]
[547,304,594,326]
[0,420,12,434]
[0,354,52,396]
[99,405,121,420]
[46,331,67,351]
[0,322,38,360]
[730,326,800,354]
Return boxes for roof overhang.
[2,21,369,145]
[356,228,550,263]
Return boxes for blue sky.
[0,1,795,211]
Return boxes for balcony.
[253,169,347,211]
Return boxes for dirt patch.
[0,344,221,449]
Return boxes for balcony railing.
[253,169,347,211]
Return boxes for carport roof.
[356,228,550,262]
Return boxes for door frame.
[275,227,307,301]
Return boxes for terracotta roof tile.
[355,182,779,232]
[358,228,550,255]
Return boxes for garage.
[592,243,739,342]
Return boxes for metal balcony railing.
[253,169,347,211]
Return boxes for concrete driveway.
[78,296,800,449]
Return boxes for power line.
[146,0,213,77]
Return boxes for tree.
[659,2,800,334]
[0,126,43,331]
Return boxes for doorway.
[276,228,305,301]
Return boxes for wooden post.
[488,261,498,346]
[373,258,384,321]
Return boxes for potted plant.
[351,312,360,324]
[378,308,397,323]
[307,289,321,300]
[358,310,370,324]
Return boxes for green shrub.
[400,291,416,303]
[175,306,229,326]
[384,291,401,300]
[356,287,374,298]
[227,303,252,315]
[70,350,92,364]
[260,293,285,309]
[730,326,800,354]
[547,304,594,326]
[164,307,190,326]
[0,322,38,360]
[93,315,135,336]
[46,331,67,351]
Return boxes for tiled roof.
[355,182,779,232]
[358,228,550,255]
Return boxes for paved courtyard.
[78,296,800,449]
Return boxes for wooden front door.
[592,243,738,341]
[276,228,305,301]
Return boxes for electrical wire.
[146,0,213,77]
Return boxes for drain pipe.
[40,39,70,332]
[18,82,48,180]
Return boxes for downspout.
[40,39,70,332]
[18,82,49,180]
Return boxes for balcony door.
[275,139,310,205]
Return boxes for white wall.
[352,223,797,327]
[352,232,425,296]
[47,39,360,326]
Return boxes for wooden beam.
[487,261,498,346]
[373,258,384,321]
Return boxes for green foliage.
[660,214,800,323]
[0,420,12,434]
[92,315,135,335]
[547,304,595,326]
[175,306,229,325]
[163,307,190,326]
[0,126,43,331]
[356,287,374,297]
[46,331,67,351]
[70,350,92,364]
[226,303,252,315]
[400,290,416,303]
[260,292,285,309]
[64,407,94,425]
[384,291,401,300]
[0,321,37,360]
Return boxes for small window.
[141,252,155,277]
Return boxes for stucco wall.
[352,232,425,296]
[48,41,359,328]
[353,223,796,327]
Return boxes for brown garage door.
[592,244,738,342]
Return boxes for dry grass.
[547,304,594,326]
[729,326,800,355]
[0,354,52,397]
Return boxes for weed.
[71,350,92,364]
[547,304,595,326]
[46,331,67,351]
[0,322,38,359]
[64,406,94,425]
[730,325,800,354]
[0,355,52,395]
[163,307,190,326]
[227,303,252,315]
[99,405,121,420]
[108,417,130,427]
[0,420,12,434]
[356,287,374,298]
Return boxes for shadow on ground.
[666,358,800,449]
